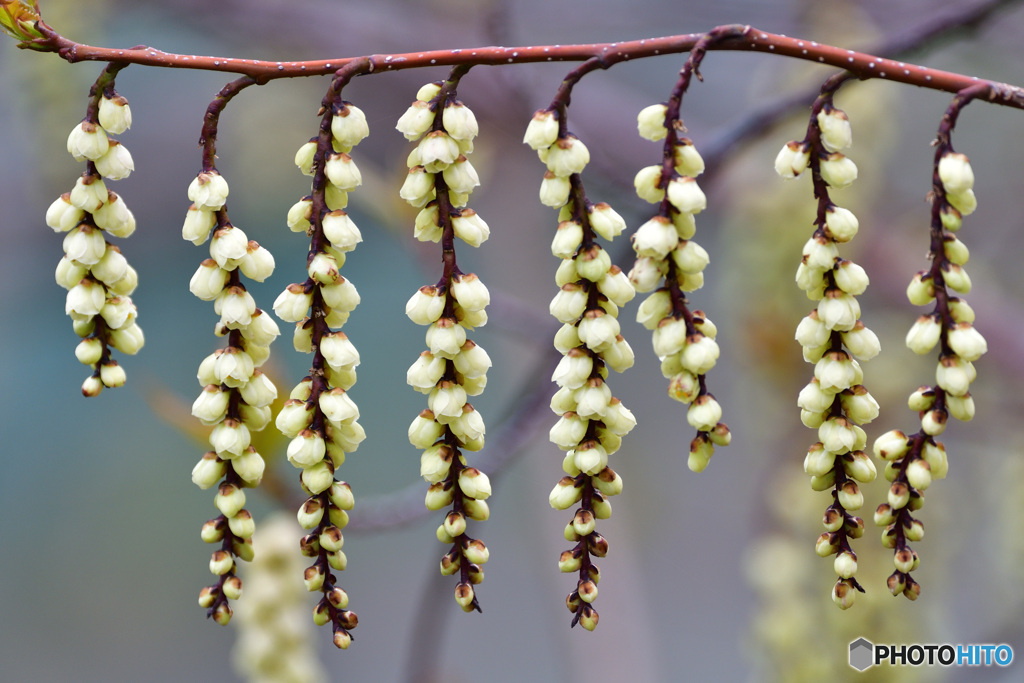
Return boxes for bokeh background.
[3,0,1024,681]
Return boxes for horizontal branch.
[25,21,1024,110]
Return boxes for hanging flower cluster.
[871,94,987,601]
[273,83,368,647]
[525,105,637,631]
[630,99,729,473]
[186,151,280,626]
[777,93,881,609]
[50,71,143,396]
[400,76,493,614]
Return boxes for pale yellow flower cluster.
[777,102,879,608]
[50,91,142,396]
[400,81,493,612]
[525,107,637,630]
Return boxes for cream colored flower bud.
[817,106,852,152]
[228,509,255,539]
[192,451,226,490]
[100,299,133,333]
[942,234,970,266]
[417,130,459,172]
[91,246,128,285]
[573,438,610,475]
[287,429,327,468]
[213,347,254,388]
[107,265,138,296]
[834,551,858,579]
[440,102,478,142]
[192,384,229,425]
[680,334,720,375]
[425,318,467,359]
[842,321,880,361]
[94,140,134,180]
[666,176,706,214]
[209,550,234,576]
[551,220,584,259]
[420,443,454,483]
[272,283,311,323]
[797,380,834,415]
[814,350,856,392]
[293,139,317,175]
[108,322,144,355]
[947,322,987,361]
[428,381,468,422]
[819,152,858,189]
[673,138,705,178]
[551,348,594,390]
[588,202,626,241]
[628,256,668,292]
[833,260,868,296]
[922,440,948,479]
[67,120,110,161]
[947,188,977,216]
[331,103,369,149]
[239,242,275,282]
[320,276,360,312]
[208,225,248,269]
[938,152,974,193]
[548,283,588,324]
[301,460,336,495]
[215,482,246,518]
[325,153,362,191]
[906,271,935,306]
[802,235,839,271]
[181,204,216,245]
[636,291,671,332]
[946,393,975,422]
[687,394,722,432]
[320,331,361,370]
[232,447,265,484]
[452,209,490,247]
[397,100,435,141]
[671,240,710,275]
[239,311,279,348]
[597,268,635,309]
[210,418,251,457]
[523,109,559,150]
[98,95,132,134]
[942,262,972,295]
[873,429,910,462]
[652,317,688,358]
[409,411,444,450]
[538,171,571,207]
[451,273,489,312]
[549,476,584,510]
[63,223,107,268]
[319,388,359,425]
[188,171,229,211]
[906,458,932,490]
[775,140,811,178]
[840,385,880,424]
[46,194,84,233]
[215,286,255,328]
[819,416,857,453]
[575,245,612,282]
[458,467,492,500]
[844,450,877,483]
[442,156,480,194]
[575,377,612,419]
[824,206,859,242]
[633,165,665,203]
[936,354,973,396]
[637,103,668,141]
[817,288,860,332]
[65,280,105,318]
[688,433,715,472]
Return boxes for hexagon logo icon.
[849,637,874,671]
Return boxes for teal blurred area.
[3,1,1024,682]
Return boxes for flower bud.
[775,140,811,178]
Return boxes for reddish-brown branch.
[27,21,1024,109]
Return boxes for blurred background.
[3,0,1024,681]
